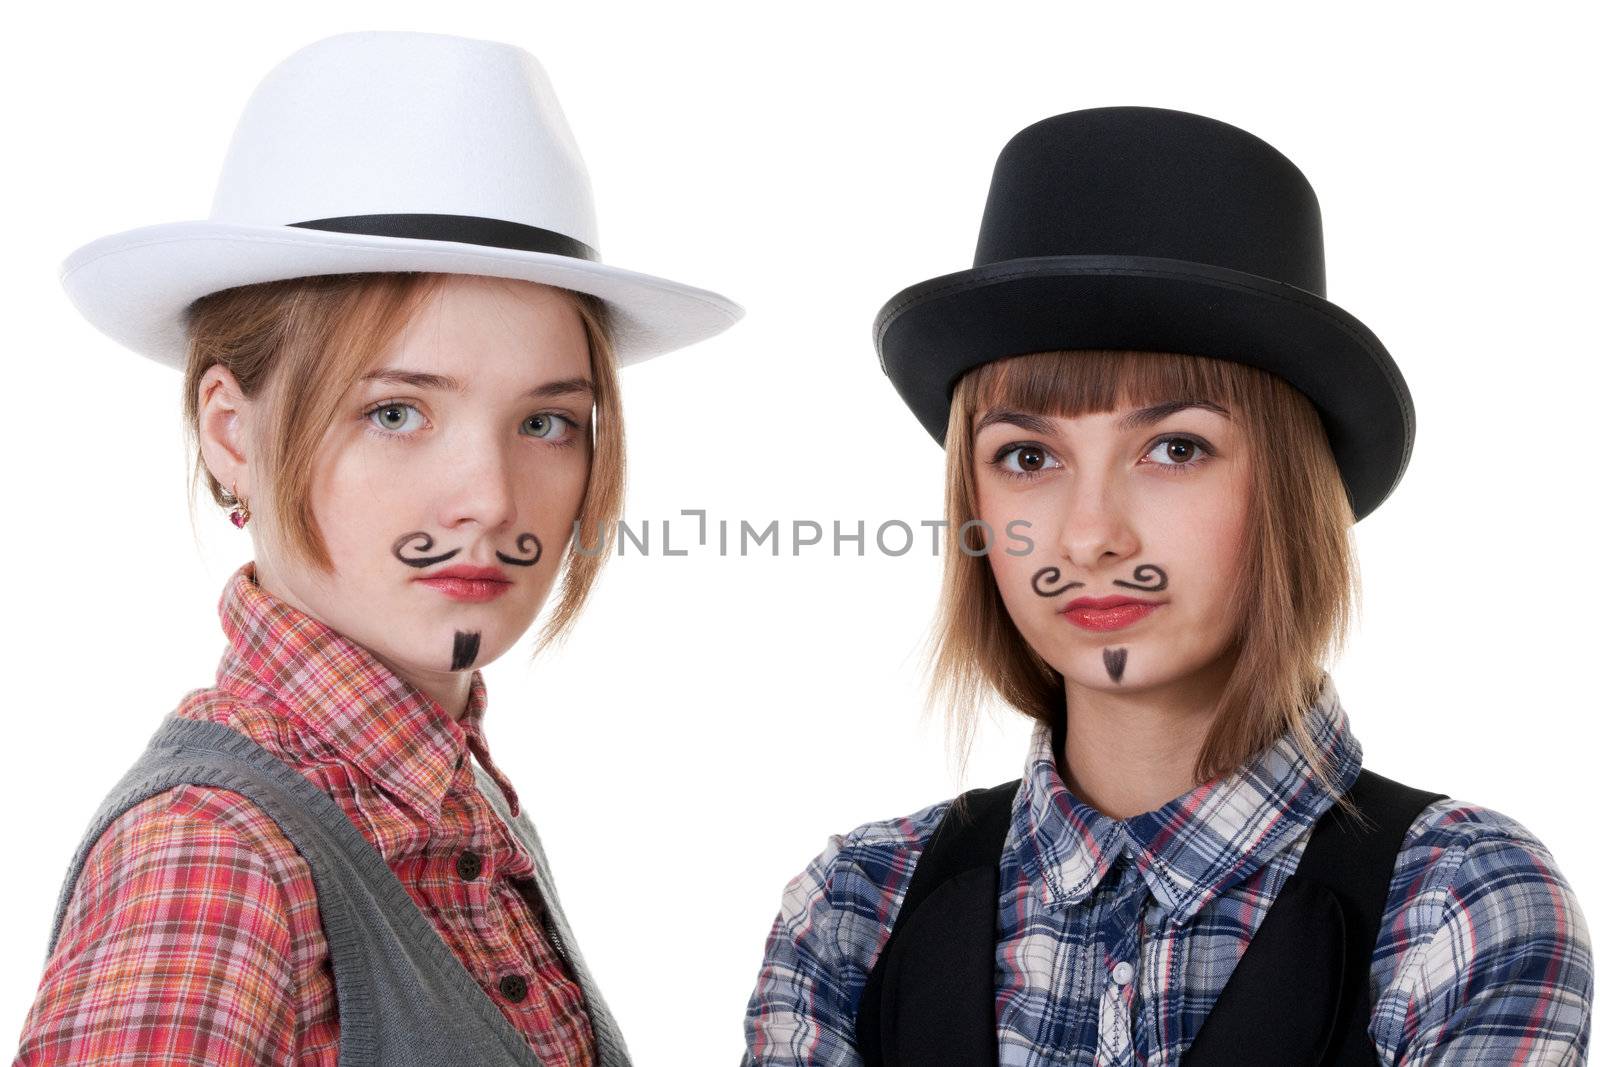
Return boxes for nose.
[1052,461,1138,572]
[440,437,522,533]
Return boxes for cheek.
[986,550,1046,634]
[311,451,394,548]
[1205,468,1252,561]
[542,449,591,503]
[1162,483,1251,608]
[974,478,1047,540]
[516,452,592,532]
[975,485,1054,615]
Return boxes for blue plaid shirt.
[742,674,1592,1064]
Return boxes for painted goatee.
[451,630,481,671]
[1103,647,1128,683]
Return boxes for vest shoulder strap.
[855,778,1021,1067]
[1185,768,1447,1065]
[1318,770,1450,1058]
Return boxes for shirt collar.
[211,559,523,829]
[1014,670,1363,925]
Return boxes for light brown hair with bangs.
[179,271,624,655]
[929,348,1362,814]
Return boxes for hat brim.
[59,219,744,369]
[872,254,1413,523]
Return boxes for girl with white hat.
[742,106,1591,1065]
[17,30,740,1067]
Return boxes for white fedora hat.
[58,29,744,370]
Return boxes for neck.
[250,557,473,722]
[1057,649,1237,820]
[375,652,473,722]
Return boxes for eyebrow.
[974,398,1231,436]
[360,368,595,401]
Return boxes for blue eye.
[366,401,423,435]
[362,400,581,445]
[525,412,572,439]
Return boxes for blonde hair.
[181,271,624,655]
[929,348,1362,817]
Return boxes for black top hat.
[873,105,1413,522]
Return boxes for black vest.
[854,768,1444,1066]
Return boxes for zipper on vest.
[545,915,572,966]
[517,875,575,970]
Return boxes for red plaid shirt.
[16,559,597,1066]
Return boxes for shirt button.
[1111,960,1135,986]
[456,850,483,881]
[498,973,528,1002]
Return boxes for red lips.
[1062,594,1159,611]
[424,564,508,582]
[1060,596,1163,632]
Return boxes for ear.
[197,364,255,500]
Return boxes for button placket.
[1102,854,1146,981]
[1093,853,1148,1065]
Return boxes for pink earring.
[227,481,252,529]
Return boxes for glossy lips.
[416,563,510,603]
[1061,595,1162,632]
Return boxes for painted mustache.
[391,530,544,569]
[1029,562,1167,685]
[1031,562,1168,598]
[392,530,540,676]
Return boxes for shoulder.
[27,784,325,1064]
[1385,794,1586,935]
[65,695,331,938]
[1370,794,1593,1059]
[744,796,965,1061]
[98,781,310,875]
[776,792,960,975]
[66,782,320,944]
[174,687,312,761]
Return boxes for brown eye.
[1144,435,1213,473]
[995,442,1061,477]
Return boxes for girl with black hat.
[16,30,740,1067]
[742,106,1591,1065]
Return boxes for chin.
[1050,643,1164,690]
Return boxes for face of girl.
[972,396,1252,698]
[205,274,594,711]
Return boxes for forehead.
[379,276,592,380]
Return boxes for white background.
[4,2,1596,1061]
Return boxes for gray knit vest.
[46,712,633,1067]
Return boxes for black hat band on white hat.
[287,213,599,262]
